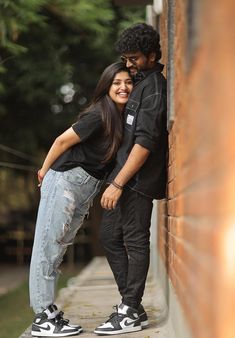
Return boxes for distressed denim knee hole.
[56,222,76,246]
[42,262,57,281]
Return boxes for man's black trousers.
[100,187,153,309]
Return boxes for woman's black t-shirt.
[51,109,113,179]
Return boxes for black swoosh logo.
[123,319,138,326]
[35,324,51,331]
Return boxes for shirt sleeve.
[72,111,103,142]
[134,93,166,153]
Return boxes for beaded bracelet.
[111,180,124,190]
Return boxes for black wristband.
[111,180,124,190]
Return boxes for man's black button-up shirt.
[108,63,168,199]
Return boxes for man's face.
[120,51,155,76]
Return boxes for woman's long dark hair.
[80,62,131,162]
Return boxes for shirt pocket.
[125,99,140,132]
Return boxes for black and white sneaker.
[31,305,83,337]
[94,303,142,335]
[138,304,149,328]
[102,303,149,329]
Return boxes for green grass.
[0,268,79,338]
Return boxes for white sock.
[44,306,59,319]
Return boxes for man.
[94,23,168,335]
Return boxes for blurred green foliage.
[0,0,144,148]
[0,0,144,216]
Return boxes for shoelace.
[55,311,69,325]
[107,305,119,322]
[103,305,119,323]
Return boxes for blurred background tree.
[0,0,144,262]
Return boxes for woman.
[29,62,133,337]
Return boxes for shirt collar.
[133,63,164,84]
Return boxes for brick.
[157,1,235,336]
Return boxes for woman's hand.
[37,169,44,187]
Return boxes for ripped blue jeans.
[29,167,102,313]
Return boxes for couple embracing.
[29,23,168,337]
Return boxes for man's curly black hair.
[116,23,162,61]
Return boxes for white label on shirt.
[126,114,134,125]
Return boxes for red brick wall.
[158,1,235,337]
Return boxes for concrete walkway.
[20,256,174,338]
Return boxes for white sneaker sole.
[94,324,142,335]
[31,327,83,337]
[141,319,149,328]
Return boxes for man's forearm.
[113,143,150,187]
[101,144,150,210]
